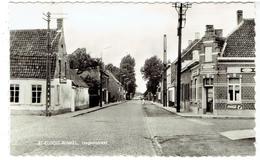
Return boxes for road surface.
[11,100,255,156]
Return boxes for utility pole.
[174,3,191,112]
[43,12,51,116]
[163,34,167,107]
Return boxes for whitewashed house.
[10,19,89,115]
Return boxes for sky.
[9,2,255,93]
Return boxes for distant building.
[10,19,89,115]
[78,68,109,107]
[171,10,255,116]
[106,70,125,102]
[166,63,174,106]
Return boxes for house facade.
[10,19,89,115]
[79,68,109,107]
[171,10,255,116]
[107,70,125,102]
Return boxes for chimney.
[237,10,243,25]
[215,29,223,37]
[205,25,214,37]
[57,18,63,30]
[188,40,192,45]
[195,32,200,39]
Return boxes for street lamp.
[99,45,111,107]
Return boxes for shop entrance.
[206,87,213,113]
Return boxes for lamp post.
[99,45,111,107]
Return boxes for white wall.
[10,78,75,112]
[74,87,89,107]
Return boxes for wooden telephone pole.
[43,12,51,116]
[162,34,167,107]
[174,3,191,112]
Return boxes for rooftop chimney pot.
[237,10,243,25]
[215,29,223,37]
[57,18,63,30]
[195,32,200,39]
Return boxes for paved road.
[11,101,155,156]
[11,100,255,156]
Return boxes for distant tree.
[68,48,102,73]
[120,54,137,98]
[140,56,163,96]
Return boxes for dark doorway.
[206,87,213,113]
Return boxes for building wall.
[214,63,255,115]
[74,87,89,110]
[10,78,89,114]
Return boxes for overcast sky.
[9,2,255,93]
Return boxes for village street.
[10,100,255,156]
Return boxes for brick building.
[171,10,255,116]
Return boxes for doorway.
[206,87,213,113]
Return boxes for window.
[65,62,67,77]
[228,78,240,102]
[32,85,42,103]
[205,47,212,62]
[204,78,213,87]
[59,60,61,78]
[10,84,19,103]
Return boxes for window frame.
[227,78,241,103]
[32,84,42,104]
[10,84,20,103]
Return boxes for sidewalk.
[152,101,255,119]
[55,101,126,118]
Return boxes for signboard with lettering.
[241,68,255,73]
[226,104,242,109]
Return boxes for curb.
[153,102,255,119]
[56,101,126,118]
[72,102,123,117]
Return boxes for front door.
[206,87,213,113]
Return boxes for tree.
[141,55,163,96]
[120,54,137,99]
[68,48,102,73]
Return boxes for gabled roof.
[222,19,255,57]
[10,29,61,79]
[106,70,122,86]
[66,69,88,88]
[172,39,201,64]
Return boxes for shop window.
[205,47,212,62]
[10,84,19,103]
[228,78,240,102]
[203,78,213,87]
[32,85,42,103]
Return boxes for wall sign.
[241,68,255,73]
[226,104,242,109]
